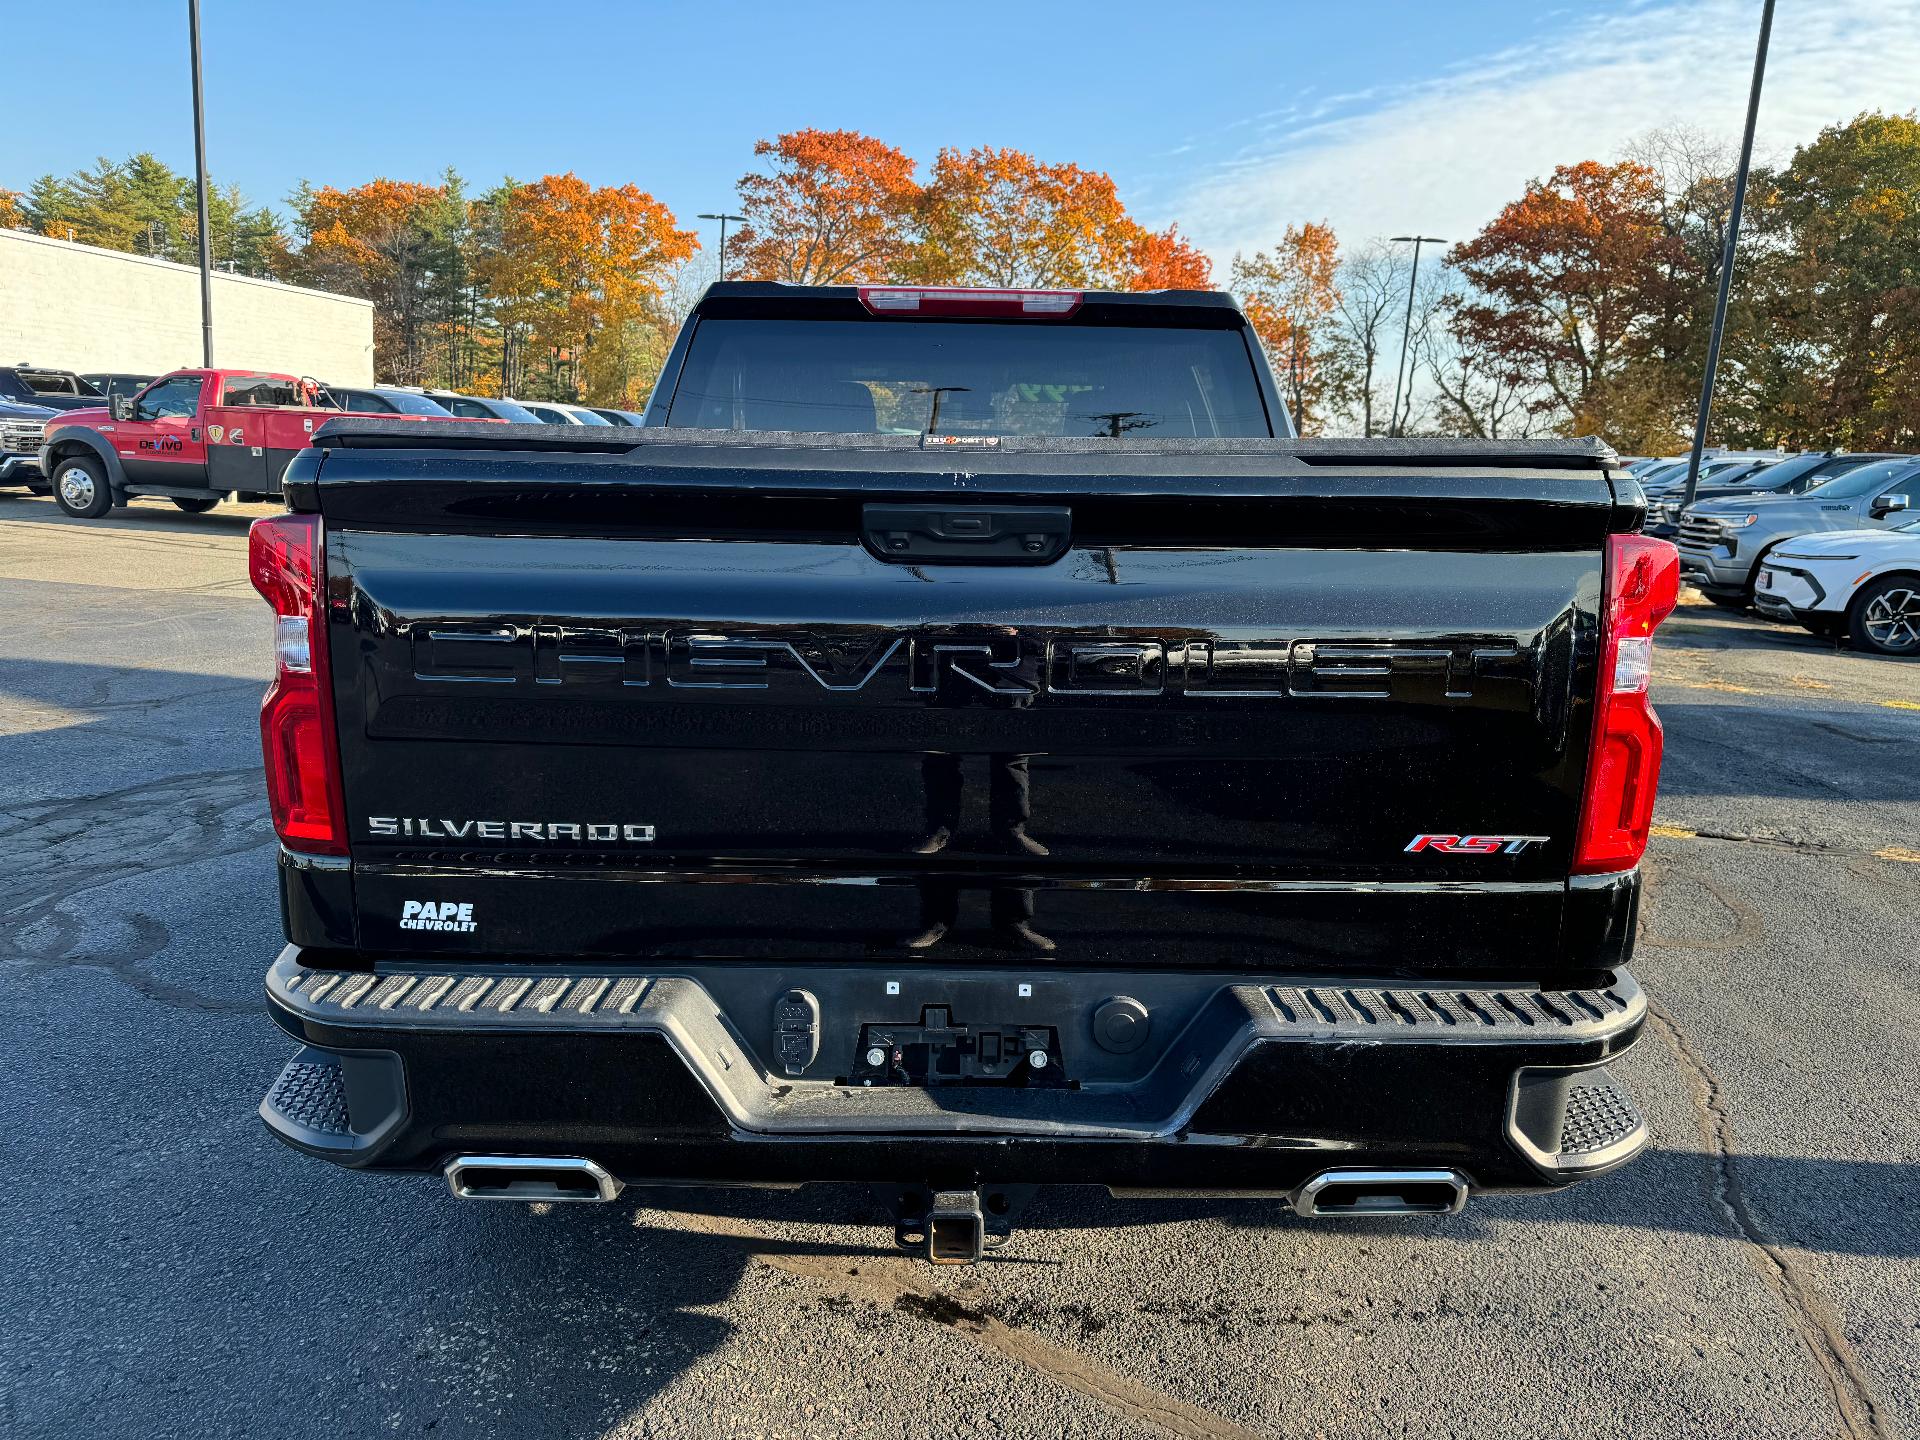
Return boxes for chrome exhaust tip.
[1291,1168,1469,1218]
[444,1155,623,1203]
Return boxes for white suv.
[1755,514,1920,656]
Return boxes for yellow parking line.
[1880,700,1920,712]
[1874,846,1920,864]
[1650,824,1698,839]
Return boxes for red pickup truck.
[38,369,470,519]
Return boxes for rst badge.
[1405,834,1549,855]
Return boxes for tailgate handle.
[863,504,1070,564]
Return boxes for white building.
[0,228,374,384]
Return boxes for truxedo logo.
[401,900,476,932]
[410,626,1529,702]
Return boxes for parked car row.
[1633,451,1895,536]
[1636,449,1919,656]
[3,363,650,502]
[323,385,645,427]
[29,367,490,518]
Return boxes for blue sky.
[5,0,1916,268]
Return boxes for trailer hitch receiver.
[927,1190,984,1264]
[875,1183,1034,1264]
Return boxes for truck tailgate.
[303,429,1626,976]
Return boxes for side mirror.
[1873,493,1910,517]
[112,395,135,422]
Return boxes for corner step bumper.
[261,947,1648,1191]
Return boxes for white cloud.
[1174,0,1920,262]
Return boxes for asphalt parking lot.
[2,491,1916,1440]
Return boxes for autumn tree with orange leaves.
[916,146,1206,290]
[727,132,1210,293]
[474,173,698,405]
[917,147,1123,286]
[1123,223,1213,291]
[1446,160,1686,445]
[1230,223,1341,431]
[291,176,471,386]
[731,129,919,284]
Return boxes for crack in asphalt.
[1647,1003,1899,1440]
[0,767,270,1015]
[1810,721,1907,746]
[673,1211,1265,1440]
[1651,825,1920,866]
[1638,860,1768,954]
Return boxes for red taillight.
[248,513,348,856]
[856,285,1082,318]
[1573,534,1681,874]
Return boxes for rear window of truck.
[224,377,302,407]
[23,370,95,396]
[664,318,1273,439]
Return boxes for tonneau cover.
[311,416,1618,471]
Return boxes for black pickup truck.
[254,283,1677,1261]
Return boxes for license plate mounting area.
[847,1005,1066,1087]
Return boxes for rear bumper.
[261,946,1649,1196]
[1677,542,1746,591]
[1753,563,1833,621]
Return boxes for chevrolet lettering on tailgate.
[411,625,1530,702]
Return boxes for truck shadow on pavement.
[339,1185,920,1433]
[1654,701,1920,803]
[529,1143,1920,1261]
[353,1148,1915,1428]
[0,492,267,536]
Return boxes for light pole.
[1386,235,1444,437]
[187,0,214,366]
[1679,0,1774,513]
[698,212,746,281]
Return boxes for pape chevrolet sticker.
[400,900,477,933]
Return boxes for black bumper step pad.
[259,1044,406,1159]
[1559,1068,1645,1159]
[1508,1063,1648,1176]
[264,1055,350,1137]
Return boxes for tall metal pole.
[1679,0,1774,512]
[698,212,746,282]
[1387,235,1444,437]
[188,0,214,366]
